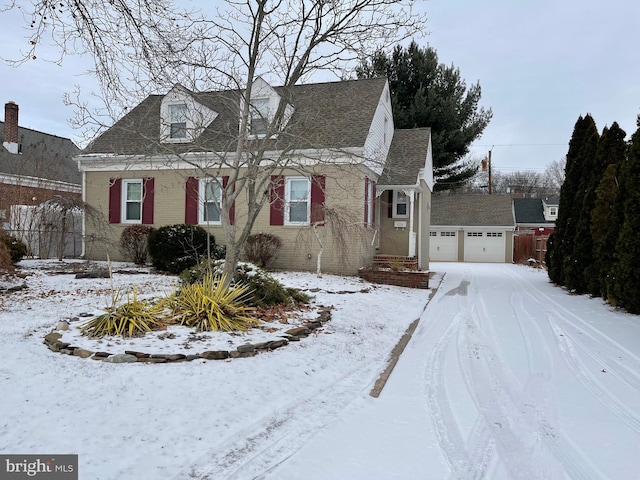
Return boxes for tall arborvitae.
[588,122,627,296]
[562,115,600,292]
[609,118,640,313]
[547,115,590,284]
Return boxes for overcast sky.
[1,0,639,173]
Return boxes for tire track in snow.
[504,268,640,393]
[548,319,640,434]
[173,362,376,480]
[424,303,481,478]
[501,267,640,434]
[457,267,605,480]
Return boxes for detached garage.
[430,195,515,263]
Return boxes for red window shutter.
[185,177,199,225]
[142,177,154,225]
[364,177,369,226]
[108,178,122,224]
[270,175,285,225]
[311,175,325,224]
[372,181,377,227]
[222,176,235,225]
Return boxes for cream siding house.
[77,77,433,275]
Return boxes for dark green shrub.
[179,259,309,307]
[147,224,225,274]
[120,225,155,265]
[243,233,282,268]
[2,234,27,263]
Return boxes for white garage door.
[430,231,458,261]
[464,231,505,262]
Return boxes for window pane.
[396,191,408,203]
[396,203,407,215]
[169,104,187,122]
[126,182,142,201]
[203,202,220,222]
[290,180,309,201]
[289,201,308,222]
[170,122,186,139]
[126,202,141,221]
[204,181,220,203]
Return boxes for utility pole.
[481,147,493,194]
[488,149,493,194]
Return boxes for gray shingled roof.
[431,194,515,227]
[82,77,389,156]
[513,198,553,224]
[0,121,80,184]
[378,128,430,186]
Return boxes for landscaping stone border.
[43,307,332,363]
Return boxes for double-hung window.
[250,98,269,136]
[199,178,222,224]
[285,177,311,225]
[122,179,143,223]
[393,190,409,218]
[169,103,187,139]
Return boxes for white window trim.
[162,102,191,144]
[122,179,143,224]
[392,190,409,218]
[198,177,222,225]
[284,176,311,226]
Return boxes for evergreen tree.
[609,118,640,313]
[588,122,627,297]
[357,41,492,191]
[562,115,599,292]
[548,115,589,284]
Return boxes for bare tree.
[5,0,426,278]
[541,157,566,196]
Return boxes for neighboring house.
[430,194,515,263]
[513,196,558,236]
[0,101,82,256]
[77,77,433,275]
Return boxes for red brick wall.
[358,268,430,289]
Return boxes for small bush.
[147,224,225,274]
[81,287,165,338]
[165,273,259,332]
[0,241,14,272]
[243,233,282,268]
[180,259,309,307]
[120,225,155,265]
[1,234,26,264]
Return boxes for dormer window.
[160,85,218,144]
[250,98,269,136]
[169,104,187,139]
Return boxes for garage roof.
[431,194,515,227]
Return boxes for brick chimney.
[3,101,20,154]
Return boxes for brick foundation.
[358,267,430,289]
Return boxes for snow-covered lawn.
[1,260,639,479]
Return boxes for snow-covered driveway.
[264,263,640,480]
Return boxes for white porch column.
[407,190,416,257]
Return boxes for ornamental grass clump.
[167,273,259,332]
[81,287,166,338]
